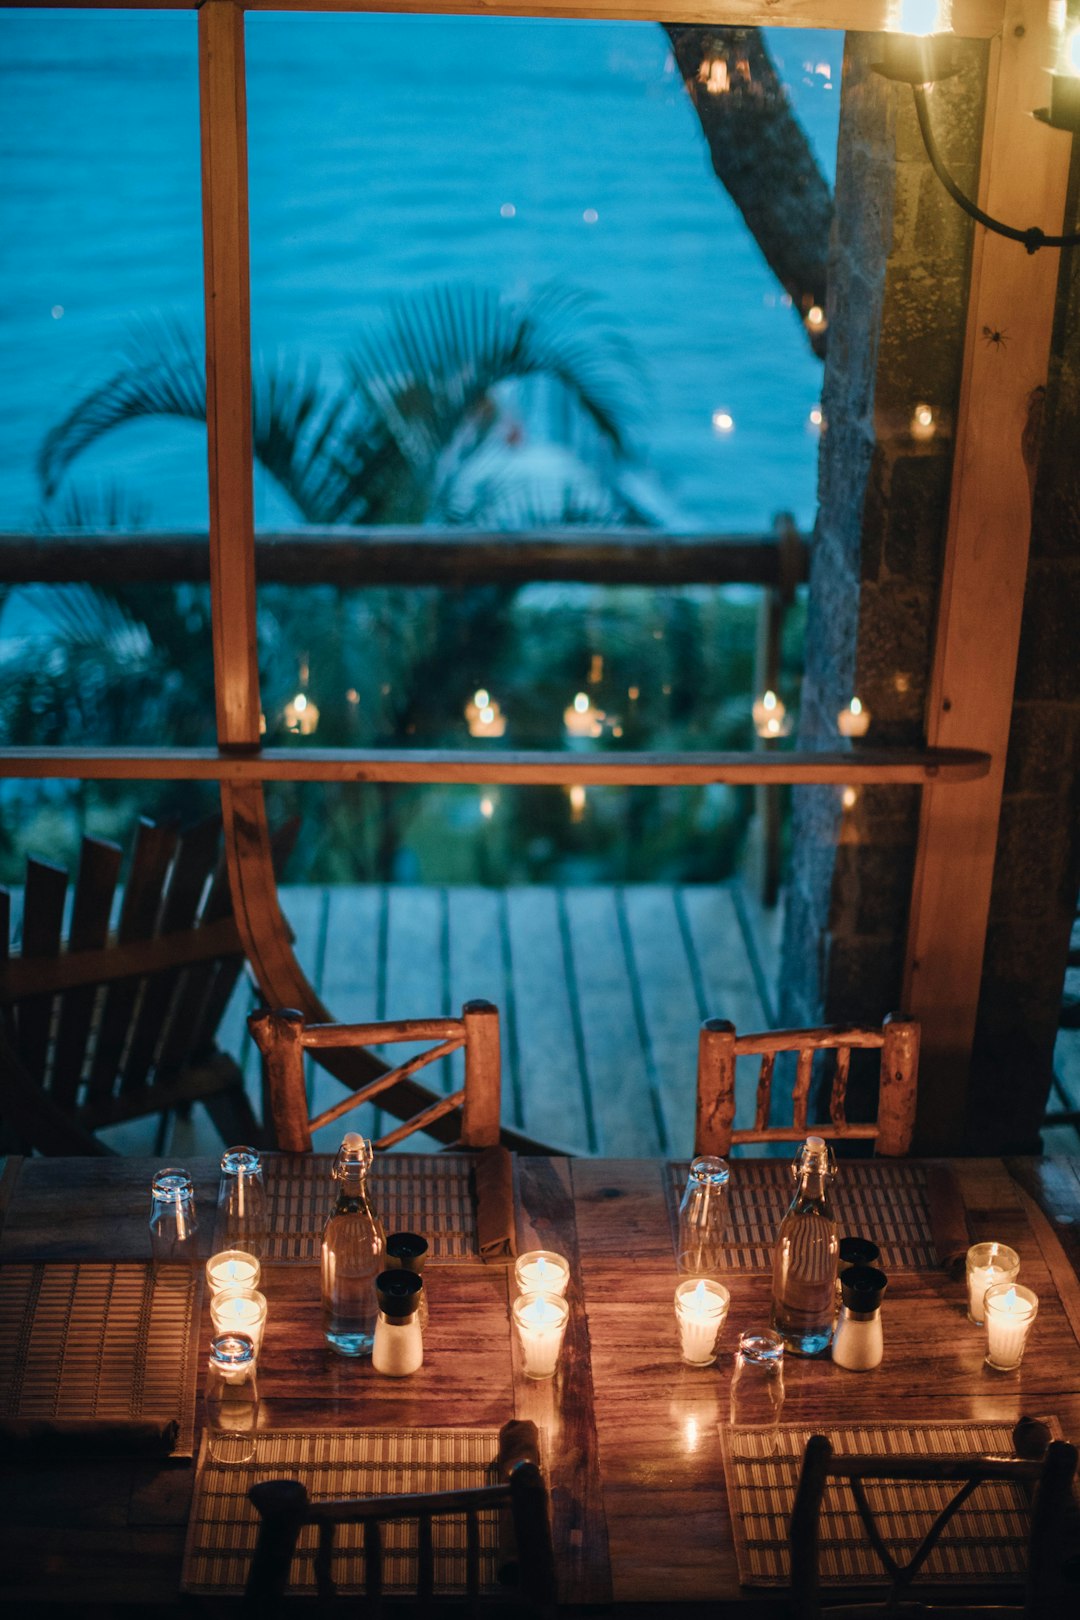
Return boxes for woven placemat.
[182,1426,505,1595]
[667,1160,936,1271]
[721,1417,1064,1587]
[0,1261,199,1455]
[253,1153,479,1263]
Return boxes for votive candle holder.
[205,1250,261,1297]
[674,1277,730,1366]
[984,1281,1038,1371]
[210,1286,268,1355]
[514,1250,570,1298]
[512,1291,570,1379]
[966,1241,1019,1325]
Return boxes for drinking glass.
[729,1329,785,1454]
[966,1241,1019,1325]
[217,1146,268,1258]
[677,1155,730,1274]
[205,1332,259,1464]
[149,1167,199,1273]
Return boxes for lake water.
[0,12,843,534]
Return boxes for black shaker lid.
[386,1232,429,1273]
[840,1264,888,1313]
[838,1235,882,1269]
[376,1269,423,1318]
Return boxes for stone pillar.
[968,175,1080,1152]
[779,37,984,1076]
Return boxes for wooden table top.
[1,1152,1079,1613]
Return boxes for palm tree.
[38,283,646,528]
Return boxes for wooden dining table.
[1,1150,1079,1614]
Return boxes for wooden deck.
[110,882,779,1160]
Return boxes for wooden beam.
[903,0,1075,1150]
[0,529,809,588]
[200,0,260,748]
[0,1,1006,41]
[0,745,990,784]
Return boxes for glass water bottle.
[321,1132,385,1356]
[770,1135,839,1355]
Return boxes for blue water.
[0,12,842,532]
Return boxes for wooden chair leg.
[789,1433,832,1620]
[695,1019,737,1157]
[878,1014,919,1156]
[248,1007,311,1152]
[246,1478,309,1616]
[462,999,501,1149]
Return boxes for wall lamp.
[874,2,1080,253]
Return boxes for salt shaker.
[831,1265,888,1371]
[372,1271,424,1377]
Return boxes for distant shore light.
[712,409,735,434]
[583,208,599,224]
[499,203,516,219]
[51,305,64,319]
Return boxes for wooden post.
[247,1007,311,1152]
[694,1018,737,1157]
[788,1433,831,1620]
[903,0,1075,1150]
[461,999,502,1148]
[877,1013,920,1157]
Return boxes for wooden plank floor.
[120,882,776,1161]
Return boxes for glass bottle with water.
[770,1135,839,1356]
[321,1132,385,1356]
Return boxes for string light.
[911,402,936,442]
[837,697,871,738]
[564,692,604,739]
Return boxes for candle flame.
[574,692,589,714]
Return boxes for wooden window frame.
[0,0,1069,1149]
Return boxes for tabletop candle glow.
[512,1291,570,1379]
[984,1282,1038,1371]
[205,1250,261,1297]
[965,1242,1020,1325]
[210,1286,268,1355]
[514,1250,570,1298]
[674,1278,730,1367]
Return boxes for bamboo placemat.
[667,1160,937,1270]
[721,1417,1063,1587]
[182,1426,505,1595]
[255,1153,479,1263]
[0,1261,199,1455]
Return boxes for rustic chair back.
[249,1000,502,1154]
[788,1431,1079,1618]
[244,1419,556,1618]
[0,814,293,1154]
[694,1013,919,1158]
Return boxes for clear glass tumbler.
[205,1332,259,1464]
[677,1155,731,1274]
[729,1329,786,1454]
[149,1167,199,1273]
[217,1146,268,1258]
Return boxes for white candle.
[210,1287,267,1355]
[965,1242,1019,1324]
[512,1292,570,1380]
[514,1251,570,1299]
[984,1282,1038,1371]
[206,1250,261,1296]
[674,1278,730,1366]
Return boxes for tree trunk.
[664,26,833,359]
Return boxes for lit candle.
[752,690,790,739]
[564,692,604,739]
[514,1250,570,1298]
[210,1286,268,1355]
[837,696,871,737]
[205,1250,261,1297]
[465,689,507,738]
[910,402,936,442]
[674,1278,730,1367]
[965,1241,1019,1325]
[984,1282,1038,1371]
[512,1292,570,1380]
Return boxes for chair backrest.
[244,1419,556,1617]
[789,1431,1079,1619]
[694,1013,919,1158]
[0,814,294,1153]
[249,1001,502,1154]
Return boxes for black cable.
[913,84,1080,254]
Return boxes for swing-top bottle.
[321,1132,385,1356]
[770,1135,839,1355]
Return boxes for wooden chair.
[249,1001,502,1153]
[244,1418,556,1617]
[694,1014,919,1158]
[789,1431,1079,1618]
[0,814,293,1154]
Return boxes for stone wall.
[779,36,984,1091]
